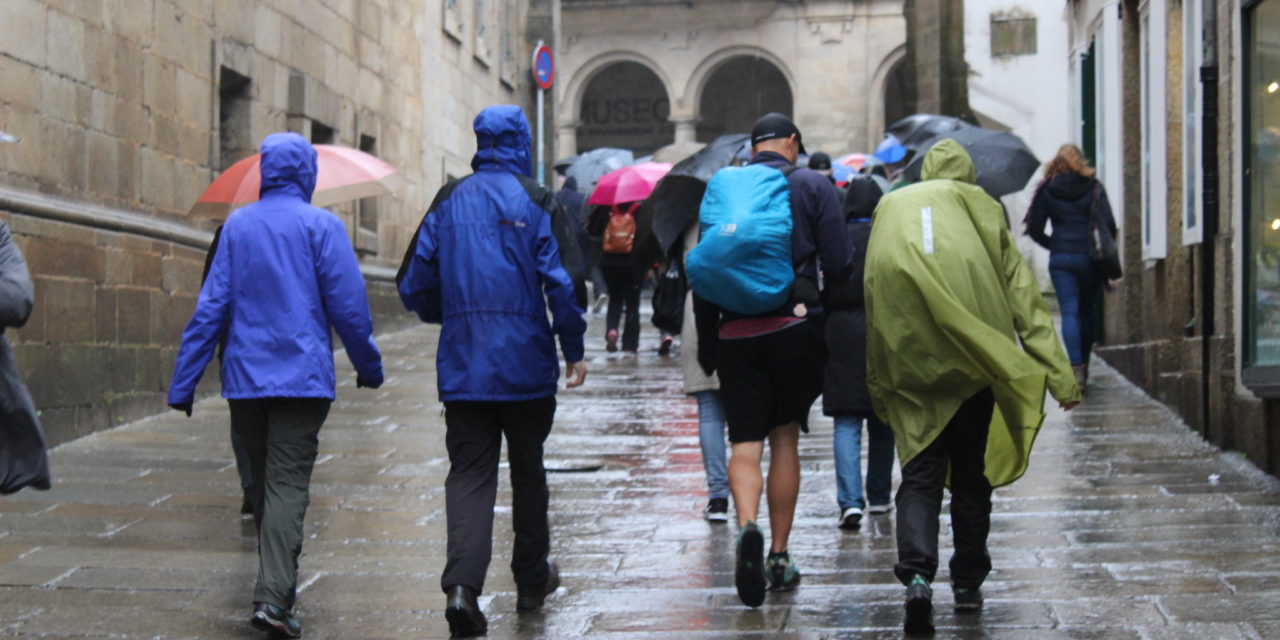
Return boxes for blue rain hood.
[259,132,318,201]
[471,105,533,177]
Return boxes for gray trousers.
[229,397,331,609]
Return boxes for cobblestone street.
[2,320,1279,639]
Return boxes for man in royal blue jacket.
[169,132,384,639]
[398,105,587,637]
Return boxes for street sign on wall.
[533,44,554,90]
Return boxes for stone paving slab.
[1,318,1279,638]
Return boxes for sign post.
[531,41,555,186]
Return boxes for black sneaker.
[838,507,863,530]
[953,586,983,612]
[734,521,767,607]
[445,585,487,637]
[658,335,673,356]
[703,498,729,522]
[904,575,934,635]
[516,560,560,612]
[766,551,801,592]
[241,495,254,516]
[251,602,302,639]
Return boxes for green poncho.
[865,140,1080,488]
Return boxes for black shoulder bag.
[1088,183,1122,280]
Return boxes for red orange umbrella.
[587,162,673,206]
[189,144,405,218]
[837,153,869,171]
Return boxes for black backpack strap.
[514,174,590,309]
[781,166,802,178]
[396,175,468,285]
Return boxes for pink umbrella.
[587,162,673,206]
[837,153,869,171]
[189,144,405,218]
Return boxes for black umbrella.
[902,127,1040,198]
[887,114,976,150]
[637,133,750,257]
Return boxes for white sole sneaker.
[838,507,863,529]
[867,504,894,515]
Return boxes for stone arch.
[685,47,796,142]
[560,51,676,154]
[867,44,909,146]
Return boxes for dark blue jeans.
[1049,252,1100,366]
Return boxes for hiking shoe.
[766,551,801,592]
[605,329,619,352]
[445,585,487,637]
[866,503,894,516]
[734,521,767,607]
[658,335,673,356]
[703,497,729,522]
[838,507,863,530]
[516,559,560,612]
[953,586,983,612]
[251,602,302,639]
[904,575,934,635]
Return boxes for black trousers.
[601,264,641,351]
[228,397,331,609]
[894,388,995,589]
[441,396,557,594]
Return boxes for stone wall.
[1077,0,1276,475]
[0,0,546,445]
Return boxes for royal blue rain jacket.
[169,132,383,405]
[397,105,586,402]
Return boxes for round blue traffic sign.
[533,45,554,90]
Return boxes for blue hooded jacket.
[397,105,586,402]
[169,132,384,404]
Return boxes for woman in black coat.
[822,176,894,529]
[1025,144,1118,389]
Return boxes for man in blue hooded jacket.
[398,105,587,637]
[169,132,384,639]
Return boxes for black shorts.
[719,321,824,443]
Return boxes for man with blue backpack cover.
[688,113,852,608]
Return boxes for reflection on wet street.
[2,320,1279,638]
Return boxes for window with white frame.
[1140,0,1168,260]
[1183,0,1204,244]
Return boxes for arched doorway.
[696,56,793,141]
[883,58,910,133]
[575,61,673,154]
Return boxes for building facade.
[0,0,546,444]
[556,0,908,158]
[1066,0,1280,473]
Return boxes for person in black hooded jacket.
[1025,144,1118,389]
[822,175,895,530]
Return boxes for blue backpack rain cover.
[687,164,794,315]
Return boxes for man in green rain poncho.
[865,139,1081,634]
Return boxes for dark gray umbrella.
[638,133,750,256]
[565,148,634,195]
[887,114,976,150]
[902,127,1040,198]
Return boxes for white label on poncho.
[921,206,935,254]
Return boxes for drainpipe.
[1199,2,1219,436]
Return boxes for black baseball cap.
[807,151,831,170]
[750,112,807,155]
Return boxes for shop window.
[1183,0,1204,245]
[357,134,378,234]
[310,121,334,145]
[1244,0,1280,387]
[1140,0,1168,261]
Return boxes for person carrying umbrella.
[864,140,1079,633]
[168,132,385,639]
[397,105,587,638]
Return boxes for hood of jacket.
[843,175,883,220]
[1045,172,1095,201]
[561,176,578,192]
[471,105,533,177]
[259,132,318,201]
[921,139,977,184]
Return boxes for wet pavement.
[2,317,1280,639]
